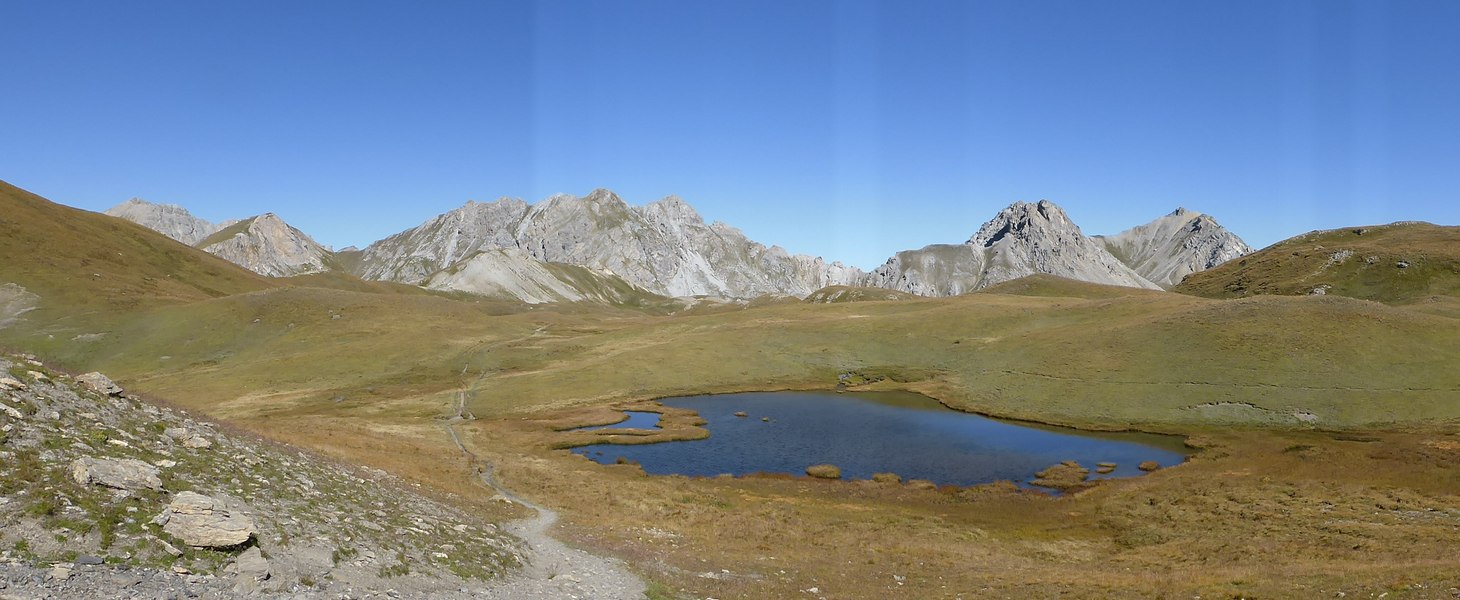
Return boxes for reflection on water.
[572,391,1189,488]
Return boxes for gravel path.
[443,388,648,600]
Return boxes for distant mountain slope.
[104,198,224,245]
[1174,222,1460,303]
[1095,208,1253,288]
[354,190,861,298]
[422,249,667,305]
[195,213,333,277]
[803,285,917,303]
[0,180,272,315]
[976,273,1170,300]
[862,200,1159,295]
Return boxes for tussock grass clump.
[1031,461,1090,490]
[805,464,841,479]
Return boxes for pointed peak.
[584,188,622,201]
[642,194,703,223]
[650,194,687,206]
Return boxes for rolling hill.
[0,180,274,324]
[1175,222,1460,303]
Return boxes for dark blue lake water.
[571,391,1189,488]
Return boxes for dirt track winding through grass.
[443,385,648,600]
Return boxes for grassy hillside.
[976,273,1167,299]
[3,182,1456,432]
[1175,222,1460,303]
[193,215,256,248]
[2,186,1458,598]
[804,285,917,303]
[456,289,1460,429]
[0,181,273,316]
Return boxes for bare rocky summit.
[106,200,331,278]
[356,190,862,298]
[0,353,524,598]
[1094,207,1253,288]
[195,213,332,277]
[863,200,1161,295]
[104,198,224,246]
[105,192,1251,301]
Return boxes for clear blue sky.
[3,1,1457,269]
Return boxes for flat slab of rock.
[155,491,257,548]
[71,457,162,491]
[75,372,123,396]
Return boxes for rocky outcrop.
[75,372,122,396]
[422,249,662,305]
[105,198,223,245]
[196,213,332,277]
[162,426,213,449]
[863,200,1160,295]
[0,353,525,598]
[71,457,162,491]
[1094,208,1253,288]
[155,491,258,548]
[355,190,862,298]
[231,546,271,585]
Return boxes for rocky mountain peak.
[196,213,331,277]
[862,200,1159,296]
[354,190,860,298]
[1095,208,1253,288]
[105,198,221,245]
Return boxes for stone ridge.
[108,190,1251,300]
[1094,208,1255,288]
[105,198,222,245]
[355,190,863,298]
[861,200,1160,296]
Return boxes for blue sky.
[2,1,1457,269]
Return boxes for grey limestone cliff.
[196,213,332,277]
[105,198,223,245]
[1094,208,1254,288]
[356,189,862,298]
[862,200,1160,295]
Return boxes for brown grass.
[466,413,1460,599]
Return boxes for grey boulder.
[71,457,162,491]
[155,491,258,548]
[75,372,123,396]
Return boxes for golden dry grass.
[470,413,1460,599]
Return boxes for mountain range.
[103,191,1254,303]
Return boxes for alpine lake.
[570,390,1190,490]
